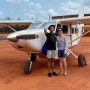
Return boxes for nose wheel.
[24,61,32,74]
[24,53,37,74]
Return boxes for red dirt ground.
[0,36,90,90]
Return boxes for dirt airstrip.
[0,36,90,90]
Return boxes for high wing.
[56,16,90,25]
[0,20,32,40]
[0,20,32,32]
[0,20,32,26]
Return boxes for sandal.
[64,72,67,76]
[59,72,63,76]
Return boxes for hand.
[44,28,48,31]
[64,49,67,54]
[44,28,49,34]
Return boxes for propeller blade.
[7,34,39,42]
[16,34,39,39]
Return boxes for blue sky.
[0,0,90,20]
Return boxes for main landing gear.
[78,54,87,67]
[24,53,37,74]
[68,49,87,67]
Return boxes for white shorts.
[46,50,58,59]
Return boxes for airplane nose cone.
[7,33,18,42]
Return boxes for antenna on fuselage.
[78,4,84,18]
[49,15,51,20]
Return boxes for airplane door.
[70,25,79,46]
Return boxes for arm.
[44,28,48,35]
[64,36,68,54]
[56,36,58,48]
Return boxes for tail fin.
[78,4,84,18]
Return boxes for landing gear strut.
[24,53,37,74]
[68,49,87,67]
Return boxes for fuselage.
[7,21,84,57]
[7,29,46,53]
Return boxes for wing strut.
[1,24,16,32]
[67,49,78,59]
[4,24,16,32]
[68,30,90,45]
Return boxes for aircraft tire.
[24,61,32,74]
[78,54,86,67]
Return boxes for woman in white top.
[57,28,68,76]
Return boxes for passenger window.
[75,28,78,33]
[71,27,74,34]
[62,25,68,34]
[71,27,78,34]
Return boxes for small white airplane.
[0,8,90,74]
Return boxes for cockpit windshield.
[28,22,42,29]
[28,21,56,29]
[39,22,56,29]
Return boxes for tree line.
[0,17,30,33]
[0,24,29,34]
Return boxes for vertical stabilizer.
[78,4,84,18]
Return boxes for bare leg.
[47,59,52,73]
[62,58,67,75]
[51,58,57,76]
[51,58,55,72]
[59,58,63,75]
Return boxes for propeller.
[16,34,39,39]
[7,34,39,42]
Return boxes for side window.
[71,27,78,34]
[62,25,68,34]
[71,27,74,34]
[75,27,78,33]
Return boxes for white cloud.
[12,0,90,20]
[24,2,45,19]
[24,9,48,20]
[36,3,42,9]
[6,0,30,3]
[60,6,78,14]
[28,2,35,6]
[65,1,79,9]
[85,7,90,13]
[48,9,57,16]
[29,2,42,9]
[59,0,90,15]
[25,2,59,20]
[3,0,90,20]
[59,1,80,15]
[24,13,35,18]
[23,9,27,12]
